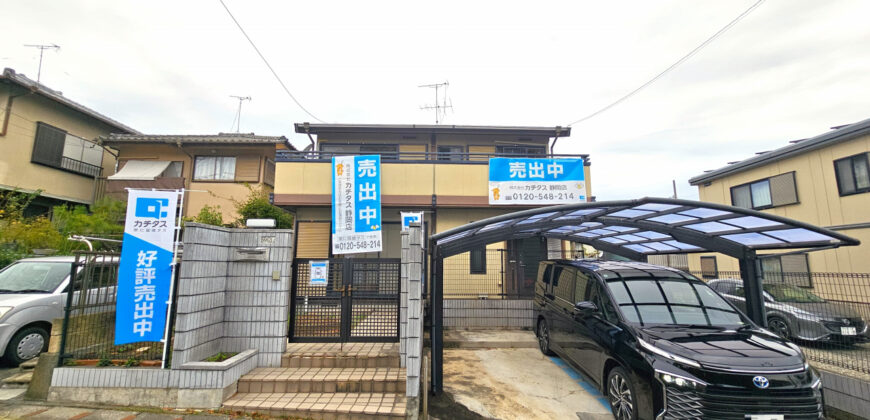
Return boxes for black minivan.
[534,259,823,420]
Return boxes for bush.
[233,185,294,228]
[191,204,224,226]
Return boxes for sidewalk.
[0,391,235,420]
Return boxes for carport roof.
[430,197,860,260]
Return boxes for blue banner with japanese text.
[332,155,382,254]
[114,190,179,345]
[489,158,586,204]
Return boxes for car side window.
[574,271,591,302]
[591,283,619,323]
[734,284,746,297]
[541,264,553,285]
[553,266,575,303]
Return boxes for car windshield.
[763,283,826,303]
[606,277,746,327]
[0,261,71,293]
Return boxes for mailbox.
[233,246,270,262]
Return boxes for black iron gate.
[290,258,400,342]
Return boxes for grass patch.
[204,352,238,362]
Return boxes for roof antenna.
[23,43,60,83]
[419,81,453,124]
[229,95,251,132]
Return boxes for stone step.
[1,372,32,388]
[224,392,405,420]
[237,367,406,394]
[283,342,400,369]
[19,358,39,371]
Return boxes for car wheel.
[768,317,792,339]
[607,367,638,420]
[536,319,554,356]
[3,326,48,365]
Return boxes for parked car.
[709,278,869,344]
[0,256,118,364]
[534,259,823,420]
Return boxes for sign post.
[332,155,383,254]
[401,211,425,247]
[115,189,182,364]
[488,158,586,205]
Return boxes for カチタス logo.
[135,197,169,219]
[752,376,770,389]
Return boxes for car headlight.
[793,310,822,322]
[0,307,13,319]
[810,375,822,390]
[656,370,707,390]
[638,338,701,368]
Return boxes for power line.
[217,0,326,123]
[566,0,765,126]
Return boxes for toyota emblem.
[753,376,770,389]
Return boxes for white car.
[0,256,118,364]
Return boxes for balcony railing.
[61,156,102,178]
[276,150,589,164]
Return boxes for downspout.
[303,122,316,153]
[548,126,563,155]
[1,87,35,137]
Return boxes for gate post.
[431,246,443,395]
[739,251,768,327]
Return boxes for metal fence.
[443,249,537,299]
[685,269,870,376]
[59,251,172,366]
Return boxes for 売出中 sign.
[332,155,382,254]
[488,158,586,205]
[115,190,180,345]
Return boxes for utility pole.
[23,44,60,83]
[419,81,452,124]
[230,95,251,133]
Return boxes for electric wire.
[566,0,765,126]
[217,0,327,123]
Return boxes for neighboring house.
[0,68,137,214]
[274,122,590,298]
[688,118,870,276]
[98,133,292,221]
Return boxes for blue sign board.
[488,158,586,204]
[332,155,382,254]
[115,190,179,345]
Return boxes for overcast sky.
[4,0,870,200]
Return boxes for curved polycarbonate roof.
[431,197,860,260]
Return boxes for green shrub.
[233,185,294,228]
[191,204,224,226]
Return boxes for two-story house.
[0,68,137,214]
[274,123,591,298]
[98,133,292,221]
[688,117,870,277]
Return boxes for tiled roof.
[100,133,292,147]
[1,68,138,134]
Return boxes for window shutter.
[781,254,811,287]
[32,122,66,167]
[234,155,261,182]
[770,172,798,206]
[296,222,330,259]
[700,256,718,279]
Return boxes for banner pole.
[161,188,185,369]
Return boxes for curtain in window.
[217,157,236,180]
[854,157,870,190]
[836,159,856,193]
[751,181,772,207]
[194,157,216,180]
[731,185,752,209]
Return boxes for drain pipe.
[303,122,316,153]
[549,126,563,156]
[1,88,34,137]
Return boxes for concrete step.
[19,358,39,372]
[224,392,406,419]
[1,372,32,388]
[283,342,400,368]
[237,367,406,394]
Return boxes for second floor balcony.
[276,149,589,164]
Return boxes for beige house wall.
[691,132,870,274]
[112,143,276,220]
[0,87,121,205]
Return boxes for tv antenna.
[229,95,251,132]
[23,43,60,83]
[419,81,453,124]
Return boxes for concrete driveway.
[442,347,612,420]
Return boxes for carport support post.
[431,248,443,395]
[739,252,768,328]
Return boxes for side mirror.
[574,301,598,313]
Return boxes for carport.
[427,197,860,393]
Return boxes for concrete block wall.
[173,224,230,366]
[821,369,870,417]
[401,224,423,399]
[443,299,533,329]
[222,229,293,367]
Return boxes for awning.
[108,160,171,181]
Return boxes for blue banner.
[332,155,382,254]
[489,158,585,182]
[488,158,586,205]
[115,190,179,345]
